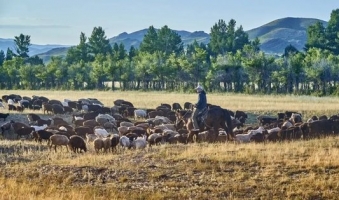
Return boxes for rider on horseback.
[192,84,207,131]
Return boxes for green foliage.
[14,34,31,58]
[88,27,112,56]
[0,50,5,66]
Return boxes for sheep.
[154,124,176,131]
[103,137,112,152]
[49,135,70,152]
[68,135,87,153]
[94,128,110,138]
[110,134,120,152]
[16,127,35,139]
[93,138,105,153]
[7,99,14,105]
[118,126,129,135]
[282,120,293,129]
[0,102,4,109]
[11,122,30,132]
[31,130,54,143]
[154,116,171,124]
[148,133,163,147]
[1,120,15,136]
[120,121,134,127]
[134,109,147,120]
[131,135,147,150]
[75,126,94,138]
[95,114,115,125]
[31,124,48,131]
[37,119,52,126]
[86,133,98,143]
[235,127,266,143]
[103,121,118,132]
[119,135,131,149]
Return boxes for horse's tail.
[223,109,234,137]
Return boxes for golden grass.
[1,90,339,199]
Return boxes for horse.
[176,106,233,143]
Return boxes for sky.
[0,0,338,45]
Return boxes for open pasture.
[1,90,339,199]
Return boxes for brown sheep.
[49,134,70,152]
[68,135,87,153]
[83,120,99,129]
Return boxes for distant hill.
[108,29,210,50]
[0,38,70,56]
[0,17,329,62]
[247,17,328,54]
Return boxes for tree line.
[0,9,339,96]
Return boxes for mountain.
[108,29,210,50]
[247,17,328,54]
[0,38,70,56]
[0,17,329,62]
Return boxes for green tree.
[284,44,299,57]
[5,48,14,61]
[0,50,5,66]
[157,25,183,55]
[90,54,108,89]
[14,34,31,58]
[305,21,327,51]
[88,27,112,56]
[140,26,159,54]
[326,9,339,55]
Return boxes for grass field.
[1,90,339,199]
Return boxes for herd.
[1,93,339,154]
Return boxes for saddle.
[196,107,208,127]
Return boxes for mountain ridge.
[0,17,328,62]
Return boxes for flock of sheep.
[1,93,337,154]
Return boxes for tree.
[66,32,92,64]
[88,27,112,56]
[326,9,339,55]
[305,21,327,51]
[0,50,5,66]
[210,19,250,56]
[14,34,31,58]
[157,25,183,55]
[284,44,299,57]
[5,48,14,61]
[140,26,159,54]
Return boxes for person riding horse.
[192,84,207,131]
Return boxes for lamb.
[93,138,105,153]
[68,135,87,153]
[134,109,147,120]
[131,135,147,150]
[49,134,70,152]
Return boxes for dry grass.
[1,90,339,199]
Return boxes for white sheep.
[119,135,131,149]
[7,99,14,105]
[31,124,48,131]
[134,109,147,120]
[94,128,110,138]
[155,116,171,124]
[235,127,265,143]
[49,135,70,152]
[131,135,147,150]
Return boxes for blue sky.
[0,0,338,45]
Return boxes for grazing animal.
[68,135,87,153]
[31,130,54,143]
[49,135,70,152]
[93,138,105,153]
[1,120,15,136]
